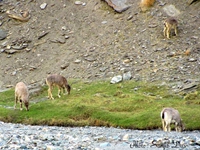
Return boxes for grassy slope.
[0,80,199,130]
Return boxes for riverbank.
[0,121,200,150]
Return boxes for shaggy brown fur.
[15,82,29,111]
[163,18,178,39]
[161,107,184,132]
[46,74,71,100]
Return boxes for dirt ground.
[0,0,200,89]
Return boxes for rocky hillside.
[0,0,199,90]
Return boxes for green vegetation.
[0,80,199,130]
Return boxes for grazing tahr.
[163,18,178,39]
[46,74,71,100]
[14,82,29,111]
[161,107,184,132]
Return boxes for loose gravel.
[0,121,200,150]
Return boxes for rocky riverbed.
[0,121,200,150]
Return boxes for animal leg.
[14,95,18,109]
[57,87,61,98]
[164,124,168,132]
[174,27,178,36]
[166,28,170,39]
[167,124,171,132]
[175,126,178,132]
[20,100,23,111]
[162,119,165,131]
[48,86,54,100]
[163,27,167,37]
[63,88,66,95]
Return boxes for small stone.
[60,63,69,70]
[65,35,69,39]
[82,2,86,6]
[127,15,133,21]
[123,59,130,63]
[191,36,198,39]
[84,57,96,62]
[11,71,17,76]
[148,24,158,28]
[5,49,18,54]
[122,134,129,141]
[99,67,108,72]
[74,59,81,64]
[188,58,197,62]
[61,26,67,30]
[40,3,47,10]
[101,21,107,24]
[100,142,111,147]
[110,75,122,84]
[75,1,83,5]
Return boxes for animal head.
[24,100,29,111]
[66,84,71,95]
[179,119,185,131]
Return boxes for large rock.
[163,5,180,17]
[103,0,130,13]
[110,75,123,84]
[123,71,132,80]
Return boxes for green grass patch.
[0,79,199,130]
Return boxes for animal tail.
[161,111,165,119]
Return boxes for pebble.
[40,3,47,10]
[0,121,199,149]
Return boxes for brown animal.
[14,82,29,111]
[140,0,155,12]
[46,74,71,100]
[161,107,184,132]
[163,18,178,39]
